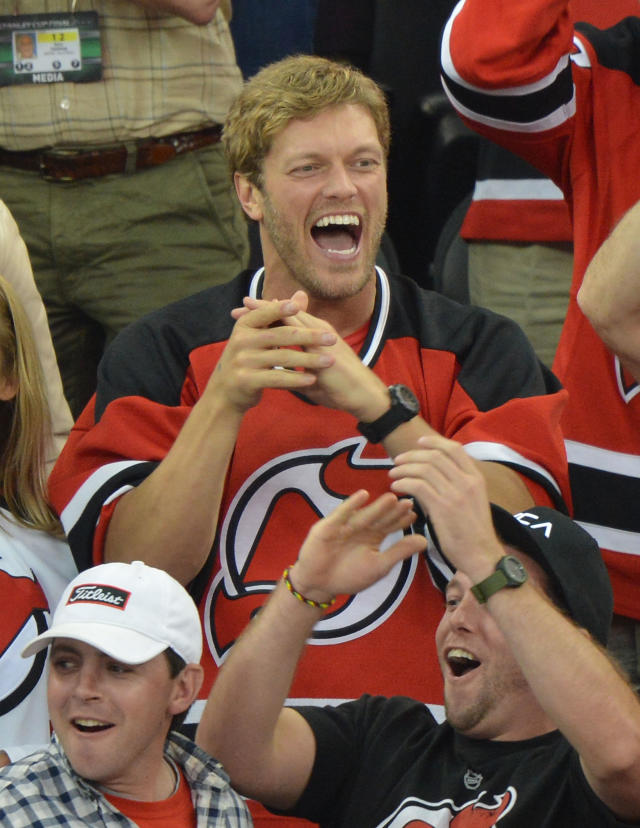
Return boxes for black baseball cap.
[426,505,613,646]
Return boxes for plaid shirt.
[0,731,251,827]
[0,0,243,149]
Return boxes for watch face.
[502,556,527,584]
[391,384,420,415]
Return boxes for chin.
[322,261,375,294]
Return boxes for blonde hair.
[223,54,391,187]
[0,275,61,535]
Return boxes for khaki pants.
[468,240,573,368]
[0,141,249,417]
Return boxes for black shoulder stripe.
[442,60,573,124]
[570,463,640,532]
[388,275,563,411]
[576,19,640,86]
[96,273,251,421]
[67,461,158,571]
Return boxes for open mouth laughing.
[72,718,114,734]
[446,647,481,678]
[311,213,362,256]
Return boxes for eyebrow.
[284,143,384,163]
[50,642,80,657]
[444,576,464,599]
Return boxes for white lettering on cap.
[67,584,131,610]
[513,512,553,538]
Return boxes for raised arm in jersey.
[578,199,640,383]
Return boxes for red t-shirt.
[103,767,196,828]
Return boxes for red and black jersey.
[461,142,573,243]
[442,1,640,620]
[51,266,567,699]
[49,268,567,824]
[459,0,638,244]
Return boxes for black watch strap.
[357,384,420,444]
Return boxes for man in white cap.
[0,560,250,827]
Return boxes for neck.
[261,269,378,338]
[456,704,557,743]
[307,290,375,337]
[96,756,178,802]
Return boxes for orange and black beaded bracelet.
[283,566,336,610]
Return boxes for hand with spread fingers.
[287,490,428,606]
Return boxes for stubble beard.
[261,193,386,301]
[444,667,530,736]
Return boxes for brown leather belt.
[0,124,223,182]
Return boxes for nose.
[322,163,358,200]
[73,662,102,701]
[447,591,478,631]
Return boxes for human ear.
[234,172,264,222]
[168,664,204,716]
[0,375,17,401]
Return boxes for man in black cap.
[196,433,640,827]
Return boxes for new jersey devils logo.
[0,559,50,715]
[377,789,515,827]
[204,438,419,664]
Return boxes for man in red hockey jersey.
[440,0,640,690]
[49,54,570,826]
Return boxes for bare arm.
[196,491,427,809]
[390,434,640,822]
[578,199,640,382]
[104,299,338,585]
[128,0,222,25]
[491,585,640,821]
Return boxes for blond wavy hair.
[0,275,61,535]
[223,54,391,187]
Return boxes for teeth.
[314,214,360,228]
[327,245,357,255]
[448,648,476,661]
[74,718,112,731]
[447,647,481,678]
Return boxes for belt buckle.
[39,148,84,182]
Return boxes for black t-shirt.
[283,695,636,827]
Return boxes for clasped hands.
[216,291,502,593]
[213,290,388,416]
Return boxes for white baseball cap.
[22,560,202,665]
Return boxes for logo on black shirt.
[463,769,483,790]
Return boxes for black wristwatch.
[357,384,420,443]
[471,555,528,604]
